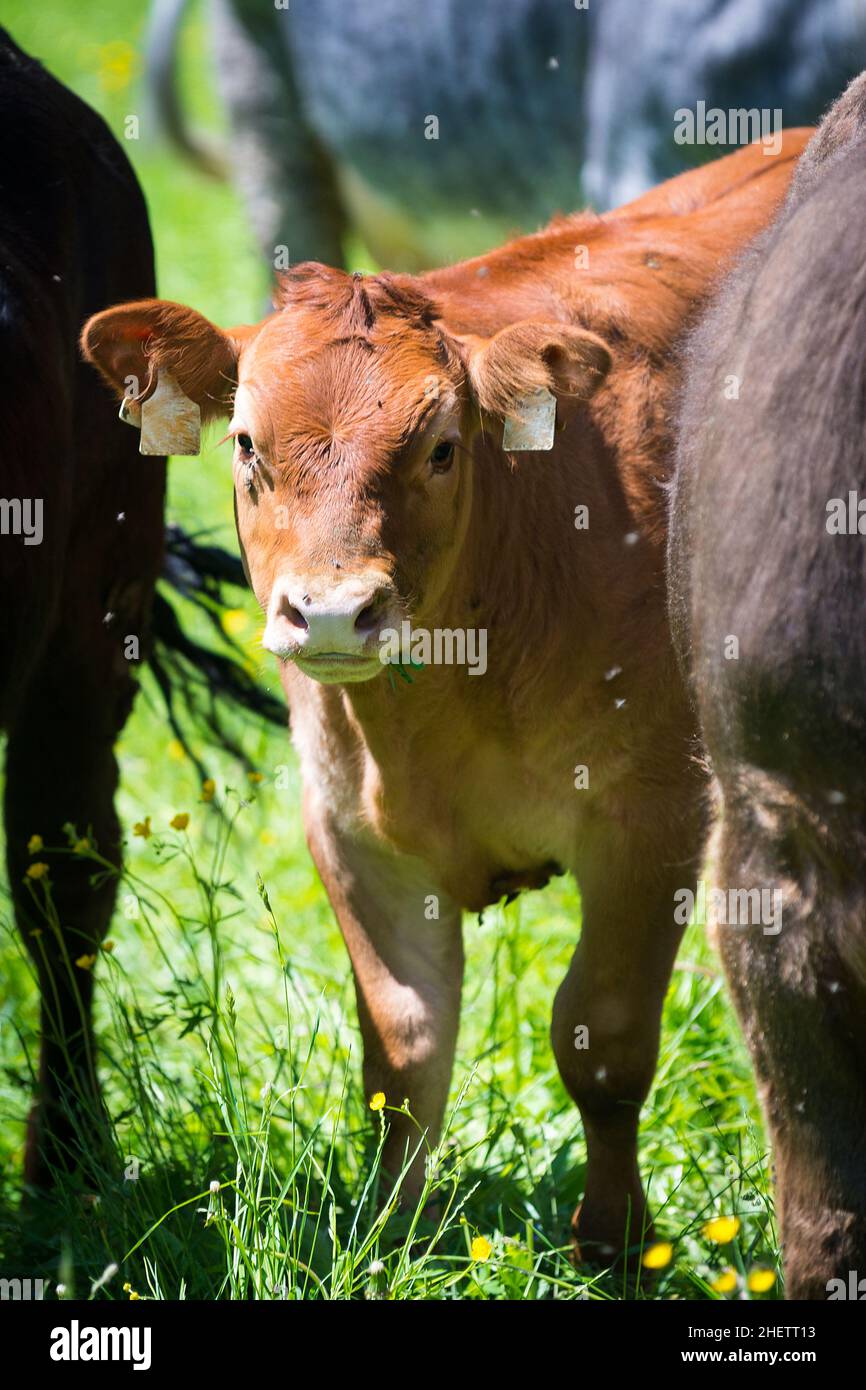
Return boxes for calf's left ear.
[455,319,612,450]
[81,299,254,455]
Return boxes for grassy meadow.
[0,0,779,1300]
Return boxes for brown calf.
[83,131,809,1266]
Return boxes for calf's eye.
[237,433,254,457]
[429,440,455,473]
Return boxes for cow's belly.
[348,750,585,910]
[434,766,583,910]
[286,672,638,912]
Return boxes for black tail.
[148,525,285,778]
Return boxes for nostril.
[285,603,309,633]
[354,603,377,633]
[354,600,382,634]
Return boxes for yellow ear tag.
[139,371,201,456]
[502,387,556,452]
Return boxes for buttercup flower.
[97,40,136,95]
[73,838,91,854]
[703,1216,741,1244]
[27,834,43,854]
[222,607,249,637]
[470,1236,492,1262]
[642,1241,674,1270]
[369,1091,386,1111]
[26,862,49,880]
[75,954,97,970]
[170,813,189,831]
[711,1267,738,1294]
[133,817,152,840]
[201,779,216,802]
[747,1267,776,1293]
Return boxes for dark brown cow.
[0,30,164,1185]
[669,76,866,1298]
[83,132,808,1267]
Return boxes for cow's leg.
[551,822,695,1267]
[305,817,463,1197]
[712,798,866,1299]
[211,0,347,266]
[5,475,159,1188]
[5,629,138,1186]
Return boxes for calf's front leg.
[305,817,464,1198]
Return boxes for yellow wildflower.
[703,1216,741,1244]
[128,1289,140,1301]
[221,607,249,637]
[133,817,152,840]
[711,1267,738,1294]
[26,862,49,880]
[170,813,189,831]
[167,739,185,761]
[73,838,91,854]
[75,954,97,970]
[103,940,115,954]
[369,1091,386,1112]
[747,1268,776,1293]
[247,771,264,784]
[470,1235,492,1262]
[97,41,136,95]
[642,1241,674,1270]
[201,778,216,803]
[27,834,43,855]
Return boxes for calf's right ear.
[81,299,253,452]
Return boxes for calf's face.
[229,301,473,684]
[82,267,610,685]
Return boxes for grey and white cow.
[148,0,866,270]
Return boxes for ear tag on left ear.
[118,394,141,428]
[139,371,201,456]
[502,387,556,452]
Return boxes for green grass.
[0,0,779,1300]
[2,808,778,1302]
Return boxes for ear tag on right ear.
[502,387,556,451]
[139,370,201,456]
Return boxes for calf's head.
[83,265,610,684]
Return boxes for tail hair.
[145,0,227,178]
[148,525,285,778]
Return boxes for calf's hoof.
[571,1197,655,1282]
